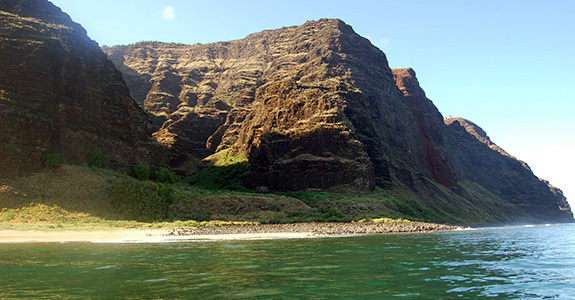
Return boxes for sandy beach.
[0,222,456,243]
[0,229,314,243]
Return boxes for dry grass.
[171,191,312,222]
[0,203,102,224]
[0,164,308,229]
[0,165,123,219]
[0,164,460,230]
[0,202,258,231]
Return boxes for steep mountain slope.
[0,0,160,177]
[104,20,429,192]
[392,68,458,191]
[105,19,572,223]
[393,68,572,222]
[445,117,572,222]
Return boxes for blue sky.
[51,0,575,209]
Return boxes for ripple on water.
[144,279,167,283]
[0,223,574,299]
[95,265,118,270]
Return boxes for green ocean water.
[1,224,574,299]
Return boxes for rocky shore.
[0,222,458,243]
[165,221,457,237]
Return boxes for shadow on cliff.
[240,130,376,193]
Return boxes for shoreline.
[0,221,457,243]
[165,221,456,236]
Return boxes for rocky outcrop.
[394,69,572,223]
[393,68,458,192]
[445,117,572,222]
[445,117,527,168]
[0,0,160,177]
[105,19,572,223]
[105,20,428,191]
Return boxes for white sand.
[0,229,316,243]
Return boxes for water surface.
[1,224,574,299]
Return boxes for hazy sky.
[50,0,575,208]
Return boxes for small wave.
[95,265,118,270]
[144,278,167,283]
[394,293,421,297]
[455,227,475,231]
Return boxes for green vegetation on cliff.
[1,1,571,226]
[0,163,534,230]
[104,41,190,49]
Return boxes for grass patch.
[168,184,311,223]
[0,203,259,231]
[458,180,527,223]
[0,163,473,229]
[277,189,405,220]
[211,149,248,166]
[183,149,248,190]
[148,110,169,117]
[385,185,455,223]
[0,203,103,225]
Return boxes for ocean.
[1,223,574,299]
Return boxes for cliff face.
[392,68,458,192]
[104,19,572,223]
[105,20,430,192]
[0,0,158,177]
[445,117,572,222]
[2,1,569,224]
[392,68,572,222]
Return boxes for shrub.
[185,162,247,190]
[155,168,177,184]
[133,165,150,181]
[109,179,176,222]
[88,150,107,168]
[41,153,61,168]
[329,207,344,218]
[155,183,174,200]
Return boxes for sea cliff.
[0,0,571,224]
[104,20,572,223]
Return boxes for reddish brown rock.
[393,68,459,192]
[105,19,407,190]
[105,19,572,223]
